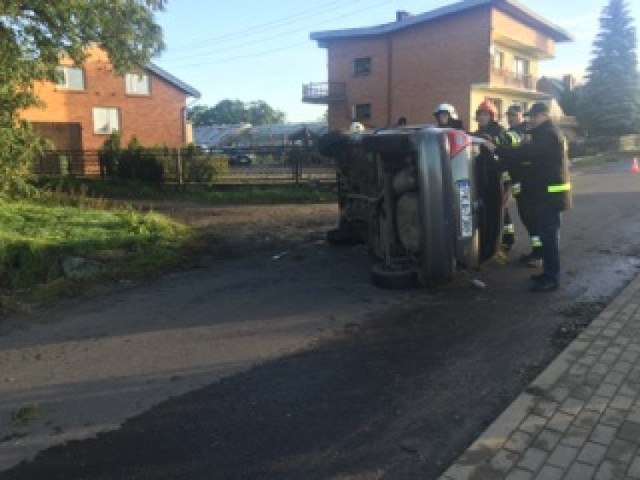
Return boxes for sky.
[153,0,640,122]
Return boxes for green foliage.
[182,146,229,183]
[0,199,191,290]
[116,139,165,184]
[98,131,122,176]
[558,87,582,117]
[188,99,286,126]
[33,176,337,205]
[578,0,640,135]
[0,122,44,198]
[0,1,165,198]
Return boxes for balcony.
[302,82,346,104]
[490,67,537,91]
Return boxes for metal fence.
[33,148,337,185]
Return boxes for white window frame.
[513,57,530,77]
[125,73,151,95]
[56,66,85,91]
[492,50,504,70]
[92,107,120,135]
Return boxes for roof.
[147,62,201,98]
[310,0,572,44]
[193,124,251,147]
[195,123,329,148]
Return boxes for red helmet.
[476,100,498,120]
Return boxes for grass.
[33,176,337,205]
[11,405,42,426]
[0,197,193,307]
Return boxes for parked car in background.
[227,152,256,167]
[318,126,505,289]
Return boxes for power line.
[162,40,311,69]
[161,0,392,68]
[163,0,361,54]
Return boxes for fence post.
[176,147,184,188]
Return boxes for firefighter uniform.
[496,102,572,292]
[472,103,517,252]
[507,120,543,263]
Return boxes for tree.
[188,99,285,126]
[558,86,582,117]
[0,1,165,197]
[578,0,640,136]
[246,100,286,125]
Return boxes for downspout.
[387,34,393,127]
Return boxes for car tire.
[371,263,416,290]
[415,133,456,287]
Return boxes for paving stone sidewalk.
[440,274,640,480]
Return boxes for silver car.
[319,126,505,288]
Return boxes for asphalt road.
[2,157,640,480]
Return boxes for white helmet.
[349,121,365,133]
[433,103,458,120]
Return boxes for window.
[125,73,150,95]
[353,103,371,121]
[492,50,504,70]
[513,57,530,77]
[92,107,120,134]
[353,57,372,76]
[56,66,85,91]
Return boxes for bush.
[182,145,229,183]
[115,137,164,184]
[98,131,121,176]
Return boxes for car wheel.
[415,133,456,287]
[371,263,416,289]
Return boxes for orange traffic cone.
[632,157,640,173]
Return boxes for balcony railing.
[490,67,537,91]
[302,82,346,104]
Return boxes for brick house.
[21,47,200,173]
[303,0,572,132]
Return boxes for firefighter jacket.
[473,121,514,184]
[505,122,529,195]
[496,119,572,211]
[472,121,512,146]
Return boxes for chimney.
[396,10,411,22]
[562,74,576,91]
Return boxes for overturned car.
[318,126,505,289]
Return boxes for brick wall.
[323,5,559,131]
[326,6,492,130]
[21,48,189,152]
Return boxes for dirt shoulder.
[134,200,339,259]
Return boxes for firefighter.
[487,102,572,292]
[505,105,542,267]
[472,100,516,252]
[433,103,464,130]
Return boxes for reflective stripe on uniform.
[531,236,542,248]
[512,182,522,196]
[503,224,515,234]
[506,131,521,146]
[501,171,511,182]
[547,183,571,193]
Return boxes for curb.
[438,272,640,480]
